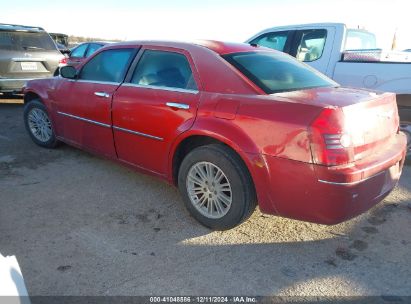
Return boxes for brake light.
[309,108,354,166]
[58,57,67,66]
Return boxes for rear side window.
[0,30,56,51]
[249,31,290,52]
[224,51,337,94]
[295,29,327,62]
[130,50,197,91]
[71,44,88,58]
[80,48,134,83]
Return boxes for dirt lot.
[0,97,410,297]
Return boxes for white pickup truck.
[247,23,411,157]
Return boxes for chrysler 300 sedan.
[23,40,407,230]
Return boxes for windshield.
[345,30,377,50]
[0,30,57,51]
[224,51,337,94]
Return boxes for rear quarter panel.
[169,92,324,213]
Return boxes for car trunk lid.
[275,87,400,165]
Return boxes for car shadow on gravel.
[1,102,410,297]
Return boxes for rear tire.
[178,144,257,230]
[24,99,59,148]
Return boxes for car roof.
[111,40,262,55]
[0,23,45,32]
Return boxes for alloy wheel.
[27,108,52,143]
[186,161,232,219]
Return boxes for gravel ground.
[0,98,410,297]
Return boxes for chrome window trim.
[122,83,199,94]
[67,79,120,86]
[318,171,385,186]
[57,111,111,128]
[113,126,163,141]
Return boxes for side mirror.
[60,66,77,79]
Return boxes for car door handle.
[166,102,190,110]
[94,92,110,98]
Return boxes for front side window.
[71,44,88,58]
[80,48,134,83]
[224,51,337,94]
[130,50,197,90]
[295,29,327,62]
[249,31,290,52]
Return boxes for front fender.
[24,79,55,108]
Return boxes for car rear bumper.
[251,132,407,225]
[0,78,34,93]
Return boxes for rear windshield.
[0,30,57,51]
[345,30,377,50]
[223,51,337,94]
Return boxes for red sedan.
[23,40,407,230]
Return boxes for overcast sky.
[1,0,410,49]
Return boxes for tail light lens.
[58,57,67,66]
[309,108,354,166]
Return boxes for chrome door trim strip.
[122,83,199,94]
[57,111,163,141]
[57,111,111,128]
[318,171,385,186]
[113,126,163,141]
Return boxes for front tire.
[178,144,257,230]
[24,99,59,148]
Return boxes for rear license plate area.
[21,62,38,71]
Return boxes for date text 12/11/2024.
[149,296,257,303]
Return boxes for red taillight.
[59,57,67,66]
[309,108,354,166]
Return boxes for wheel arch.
[168,130,259,197]
[23,91,42,104]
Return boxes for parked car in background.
[67,42,110,68]
[0,23,65,94]
[247,23,411,157]
[49,33,68,48]
[49,32,70,54]
[23,40,406,229]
